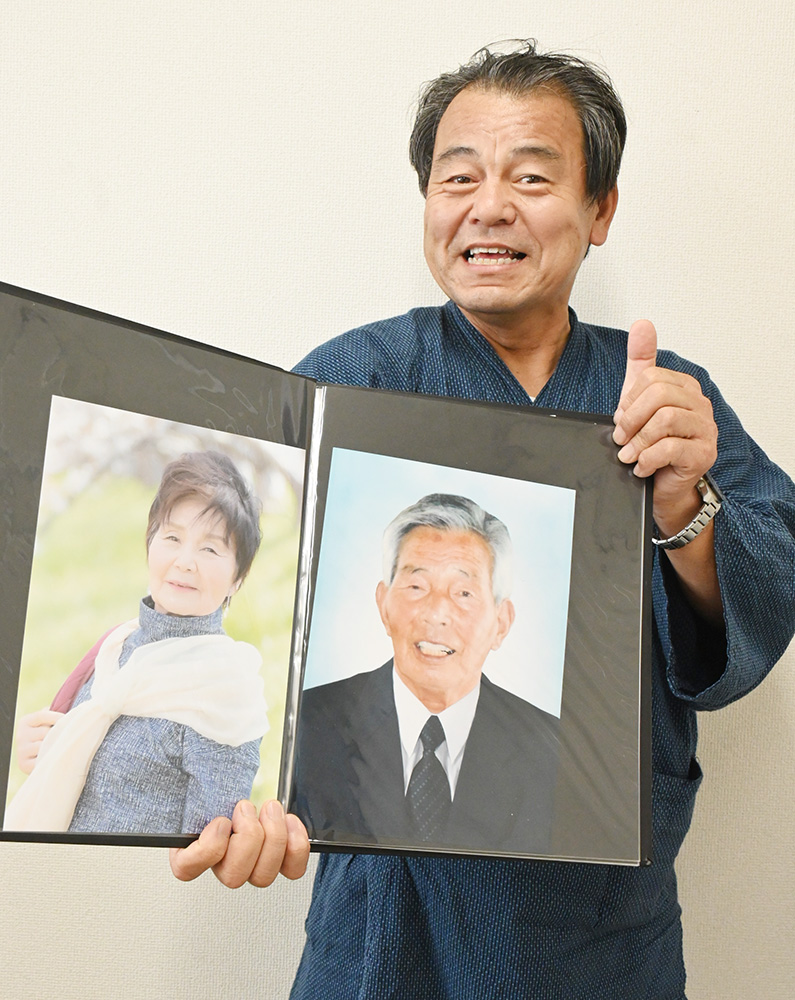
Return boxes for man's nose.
[468,176,517,227]
[422,591,452,624]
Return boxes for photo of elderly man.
[293,493,560,855]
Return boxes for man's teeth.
[466,247,525,264]
[417,641,454,656]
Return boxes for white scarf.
[4,620,269,832]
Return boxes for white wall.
[2,3,793,997]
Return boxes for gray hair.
[409,39,627,203]
[382,493,513,603]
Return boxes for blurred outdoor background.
[6,394,304,808]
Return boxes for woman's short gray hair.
[409,39,627,204]
[382,493,513,603]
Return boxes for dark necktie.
[406,715,451,841]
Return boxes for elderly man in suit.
[292,492,560,853]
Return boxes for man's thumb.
[619,319,658,401]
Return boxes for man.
[292,493,560,853]
[171,42,795,999]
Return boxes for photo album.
[0,281,652,865]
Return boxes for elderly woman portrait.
[6,449,271,835]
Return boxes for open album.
[0,281,652,865]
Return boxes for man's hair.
[409,39,627,203]
[146,451,262,584]
[382,493,513,603]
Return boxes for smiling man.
[170,41,795,1000]
[292,494,560,851]
[421,86,616,391]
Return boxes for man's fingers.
[168,801,310,891]
[210,799,266,888]
[616,319,658,414]
[613,369,717,474]
[169,815,233,882]
[280,813,311,881]
[614,378,714,446]
[247,800,292,888]
[623,435,693,480]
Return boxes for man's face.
[376,526,515,713]
[422,86,617,337]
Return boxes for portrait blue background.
[303,447,576,716]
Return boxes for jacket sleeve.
[652,364,795,710]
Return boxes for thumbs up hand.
[612,320,718,541]
[614,319,658,425]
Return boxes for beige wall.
[2,3,793,997]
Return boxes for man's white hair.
[381,493,513,602]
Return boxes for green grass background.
[6,471,300,809]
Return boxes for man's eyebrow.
[433,145,479,165]
[511,144,562,161]
[398,563,475,579]
[433,144,562,167]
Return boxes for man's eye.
[518,174,545,185]
[448,175,473,184]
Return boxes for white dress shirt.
[392,667,481,800]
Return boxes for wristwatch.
[652,473,724,550]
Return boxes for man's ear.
[588,185,618,247]
[375,580,392,637]
[491,599,516,651]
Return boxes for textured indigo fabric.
[290,302,795,1000]
[69,598,261,835]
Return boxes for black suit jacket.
[292,661,560,855]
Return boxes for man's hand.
[613,320,723,624]
[15,709,64,774]
[169,799,310,889]
[613,320,718,522]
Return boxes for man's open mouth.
[416,641,455,657]
[464,246,526,265]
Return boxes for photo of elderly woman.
[3,398,303,837]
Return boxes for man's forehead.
[432,85,583,159]
[395,525,493,569]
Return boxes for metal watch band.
[652,473,724,550]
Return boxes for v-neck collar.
[442,301,591,409]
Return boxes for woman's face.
[147,498,240,617]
